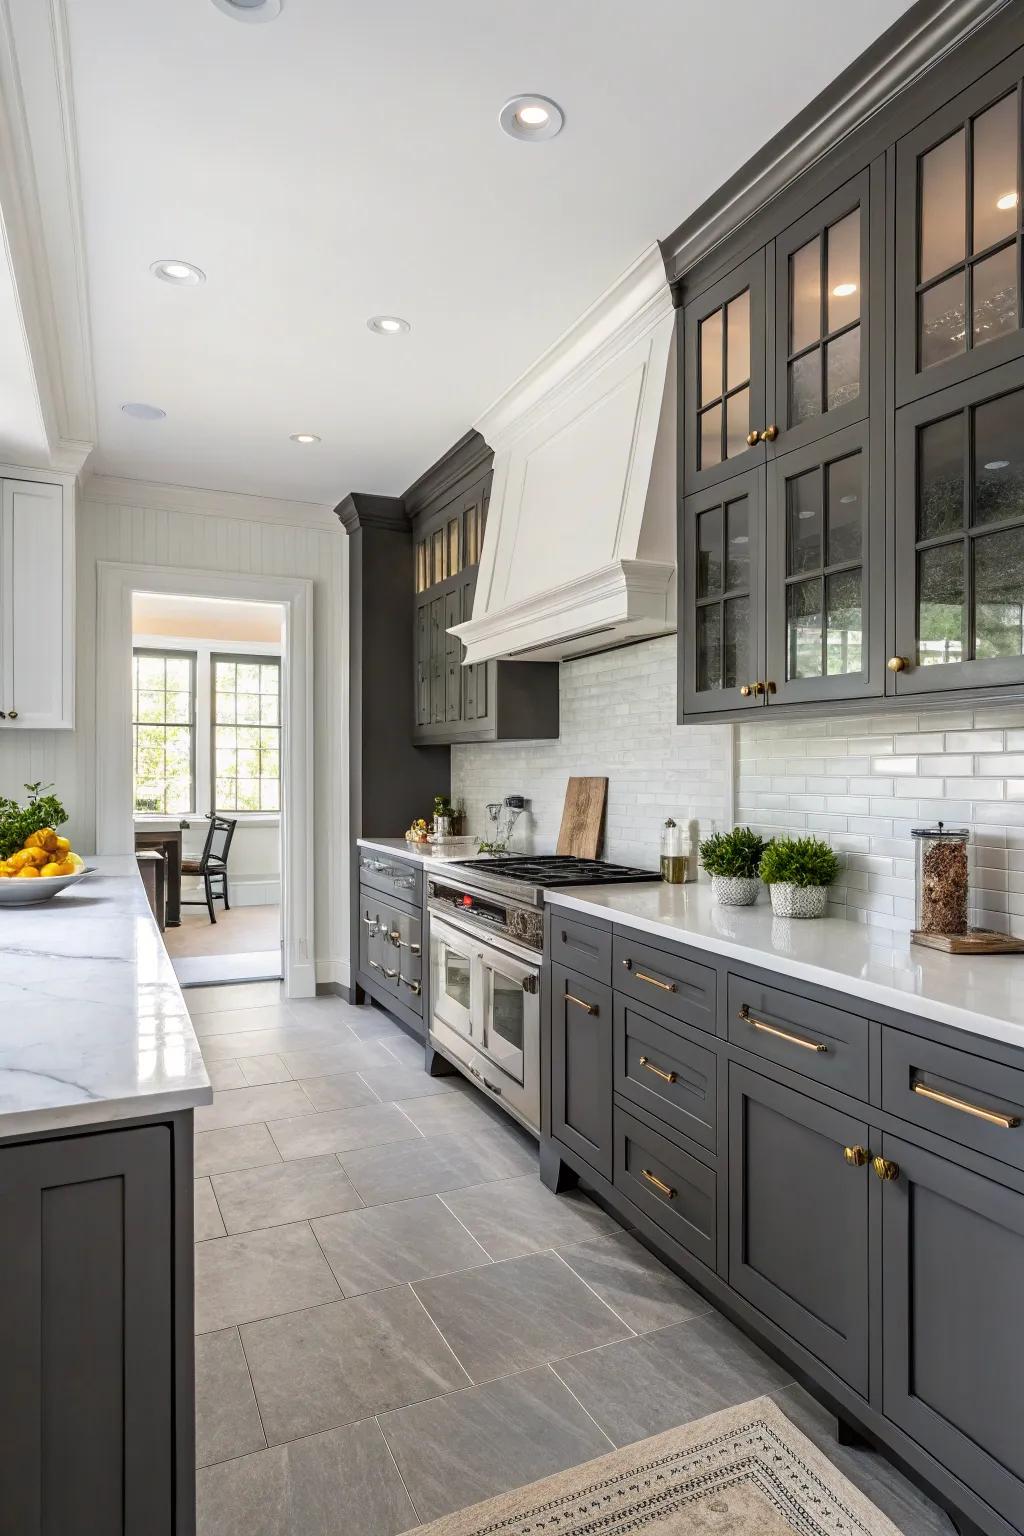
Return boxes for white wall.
[0,483,349,984]
[452,635,732,868]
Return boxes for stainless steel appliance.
[427,855,658,1134]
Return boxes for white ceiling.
[56,0,914,504]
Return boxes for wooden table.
[134,828,182,926]
[135,849,166,931]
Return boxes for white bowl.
[0,866,93,905]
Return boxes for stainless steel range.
[426,855,658,1135]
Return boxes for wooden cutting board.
[556,776,608,860]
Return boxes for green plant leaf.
[698,826,770,878]
[758,835,840,889]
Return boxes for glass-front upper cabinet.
[683,251,767,493]
[894,358,1024,695]
[897,57,1024,404]
[680,468,765,714]
[773,170,874,453]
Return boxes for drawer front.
[727,973,869,1099]
[549,913,612,985]
[614,1105,716,1269]
[882,1029,1024,1173]
[550,965,613,1180]
[386,905,423,1014]
[614,995,717,1155]
[358,891,399,996]
[358,851,422,905]
[613,934,716,1035]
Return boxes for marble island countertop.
[547,881,1024,1052]
[0,855,212,1138]
[357,835,481,867]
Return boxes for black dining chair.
[181,815,237,923]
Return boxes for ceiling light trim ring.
[290,433,321,444]
[499,95,564,142]
[367,315,411,336]
[151,259,206,287]
[210,0,283,21]
[121,402,167,421]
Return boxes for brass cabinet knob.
[740,684,752,697]
[7,709,17,719]
[843,1145,870,1167]
[764,680,776,695]
[761,424,779,442]
[872,1156,900,1182]
[887,656,908,673]
[745,430,759,447]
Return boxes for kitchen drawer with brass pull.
[614,933,715,1035]
[549,913,612,985]
[882,1029,1024,1173]
[614,1104,716,1269]
[727,973,868,1098]
[614,994,718,1154]
[359,854,423,906]
[566,992,598,1015]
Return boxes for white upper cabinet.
[0,478,74,729]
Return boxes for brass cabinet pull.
[739,1006,826,1053]
[566,992,597,1015]
[640,1055,678,1085]
[872,1156,900,1182]
[745,429,759,446]
[740,684,752,697]
[635,970,677,993]
[641,1168,676,1199]
[843,1145,870,1167]
[887,656,908,673]
[7,709,17,719]
[761,424,779,442]
[912,1082,1020,1129]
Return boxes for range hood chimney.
[452,244,676,665]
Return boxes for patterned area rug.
[411,1397,901,1536]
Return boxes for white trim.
[83,473,338,531]
[96,562,315,999]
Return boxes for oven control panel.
[428,879,544,952]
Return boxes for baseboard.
[180,877,281,906]
[285,958,316,998]
[316,981,355,1002]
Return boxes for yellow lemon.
[67,852,85,872]
[54,859,76,876]
[40,862,63,878]
[54,836,71,856]
[16,866,40,878]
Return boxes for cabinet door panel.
[728,1065,870,1394]
[444,590,461,723]
[1,480,71,729]
[893,356,1024,694]
[773,171,873,455]
[429,596,445,724]
[683,251,767,493]
[550,964,613,1179]
[681,468,766,715]
[766,420,883,704]
[415,602,431,726]
[882,1134,1024,1531]
[896,52,1024,406]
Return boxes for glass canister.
[912,822,971,936]
[660,818,687,884]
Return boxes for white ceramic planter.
[768,882,829,919]
[711,874,761,907]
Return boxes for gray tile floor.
[189,984,954,1536]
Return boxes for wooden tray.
[911,928,1024,954]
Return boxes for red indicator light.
[462,894,473,906]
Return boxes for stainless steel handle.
[913,1082,1020,1129]
[566,992,597,1015]
[399,974,422,995]
[382,967,398,979]
[361,914,378,932]
[394,937,421,953]
[739,1005,826,1053]
[368,959,382,972]
[468,1061,503,1096]
[522,975,538,994]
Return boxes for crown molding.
[401,430,493,519]
[334,491,408,534]
[83,473,338,530]
[662,0,1013,283]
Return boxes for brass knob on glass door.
[7,710,17,719]
[745,430,759,447]
[887,656,908,673]
[872,1156,900,1182]
[761,424,779,442]
[843,1145,870,1167]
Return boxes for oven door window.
[483,960,528,1085]
[431,921,478,1042]
[443,949,472,1013]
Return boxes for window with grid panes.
[132,650,196,814]
[212,655,281,813]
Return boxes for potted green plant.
[699,827,769,906]
[759,835,840,918]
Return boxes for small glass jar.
[660,818,687,884]
[912,822,971,936]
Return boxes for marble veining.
[0,855,211,1137]
[548,881,1024,1051]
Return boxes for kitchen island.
[0,855,211,1536]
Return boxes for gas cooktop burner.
[448,854,658,888]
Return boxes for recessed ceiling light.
[121,402,166,421]
[151,258,206,287]
[984,459,1010,470]
[499,95,564,142]
[210,0,282,21]
[997,191,1019,210]
[367,315,410,335]
[831,282,857,298]
[289,433,321,444]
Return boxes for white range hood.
[452,243,676,665]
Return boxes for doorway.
[131,592,285,988]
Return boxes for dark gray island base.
[540,894,1024,1536]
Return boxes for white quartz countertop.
[0,855,212,1139]
[546,881,1024,1052]
[357,836,479,868]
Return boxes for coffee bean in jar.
[911,823,970,936]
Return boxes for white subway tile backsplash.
[945,730,1005,751]
[978,754,1024,776]
[872,756,918,774]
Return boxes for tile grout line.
[545,1362,617,1452]
[435,1193,498,1264]
[353,1070,384,1104]
[232,1321,271,1455]
[407,1283,475,1385]
[392,1100,428,1137]
[551,1249,637,1337]
[372,1416,424,1525]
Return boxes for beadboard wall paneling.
[0,495,348,984]
[451,636,733,868]
[735,705,1024,938]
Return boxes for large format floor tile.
[312,1194,489,1295]
[293,1071,381,1113]
[267,1101,421,1160]
[195,1328,266,1469]
[195,1177,227,1240]
[277,1040,396,1078]
[239,1285,471,1444]
[195,1082,315,1133]
[186,981,283,1014]
[206,1061,247,1090]
[395,1089,500,1137]
[440,1174,620,1260]
[379,1364,613,1524]
[378,1031,431,1069]
[195,1220,341,1332]
[413,1249,633,1383]
[555,1230,711,1333]
[212,1156,363,1234]
[192,1004,302,1038]
[551,1309,793,1447]
[338,1126,536,1205]
[195,1417,417,1536]
[236,1054,292,1086]
[355,1063,459,1101]
[195,1122,283,1178]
